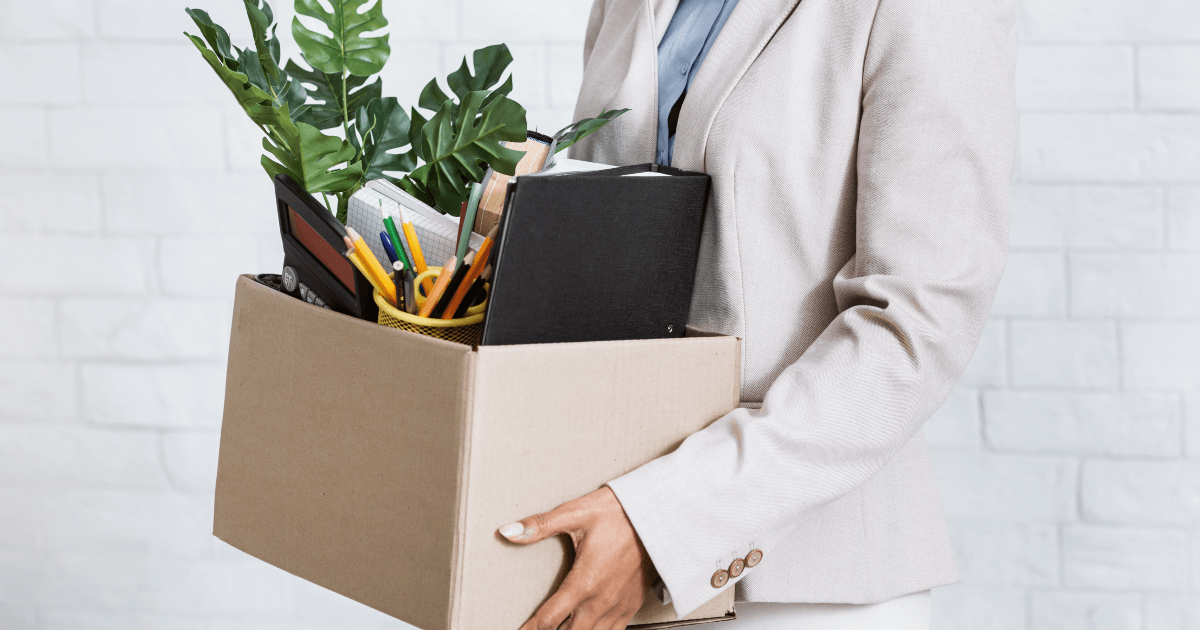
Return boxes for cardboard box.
[214,276,740,629]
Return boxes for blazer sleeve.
[605,0,1017,617]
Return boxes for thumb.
[498,505,578,545]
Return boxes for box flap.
[214,276,473,630]
[453,336,741,629]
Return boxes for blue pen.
[379,231,399,265]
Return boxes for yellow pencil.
[418,256,458,319]
[342,239,385,303]
[395,204,433,295]
[344,227,397,306]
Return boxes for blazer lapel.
[650,0,679,46]
[670,0,804,172]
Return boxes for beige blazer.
[572,0,1018,617]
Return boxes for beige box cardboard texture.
[214,277,740,629]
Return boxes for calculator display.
[287,206,356,295]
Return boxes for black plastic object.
[253,273,284,292]
[481,163,710,345]
[274,174,378,321]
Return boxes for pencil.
[345,237,386,303]
[379,231,398,265]
[456,181,485,261]
[344,227,397,307]
[381,207,410,269]
[454,264,492,318]
[395,204,433,295]
[442,226,498,319]
[434,250,476,319]
[418,256,458,319]
[394,260,416,314]
[391,261,405,312]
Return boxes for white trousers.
[722,590,931,630]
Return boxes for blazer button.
[710,569,729,588]
[728,558,746,578]
[745,549,763,567]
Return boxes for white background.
[0,0,1197,628]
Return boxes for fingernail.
[499,522,526,539]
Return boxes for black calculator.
[274,174,378,321]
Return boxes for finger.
[588,611,620,630]
[499,502,582,545]
[562,600,604,630]
[518,580,587,630]
[594,603,639,630]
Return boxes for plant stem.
[335,191,350,224]
[342,69,351,144]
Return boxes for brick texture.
[1030,592,1143,630]
[1,0,1197,628]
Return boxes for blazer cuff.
[608,456,742,617]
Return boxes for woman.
[498,0,1017,628]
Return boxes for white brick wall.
[0,0,1195,628]
[931,0,1200,625]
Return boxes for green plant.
[184,0,627,222]
[552,108,631,153]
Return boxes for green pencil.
[381,203,411,269]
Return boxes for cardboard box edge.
[630,611,737,630]
[447,348,479,630]
[211,276,252,541]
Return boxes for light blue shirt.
[656,0,740,166]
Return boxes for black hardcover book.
[481,163,710,346]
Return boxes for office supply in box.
[417,256,459,318]
[454,265,490,319]
[443,225,498,321]
[469,130,555,238]
[273,174,378,321]
[378,231,399,265]
[215,275,739,629]
[372,266,488,345]
[482,163,711,346]
[347,181,485,276]
[344,226,398,308]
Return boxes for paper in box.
[214,276,740,629]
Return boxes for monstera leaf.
[187,7,305,122]
[261,111,362,195]
[354,97,416,184]
[239,48,307,116]
[553,108,631,153]
[243,0,280,82]
[292,0,390,78]
[243,0,308,117]
[447,44,513,99]
[185,8,239,70]
[417,44,514,120]
[185,33,289,129]
[286,59,381,132]
[408,90,527,213]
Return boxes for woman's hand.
[499,487,652,630]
